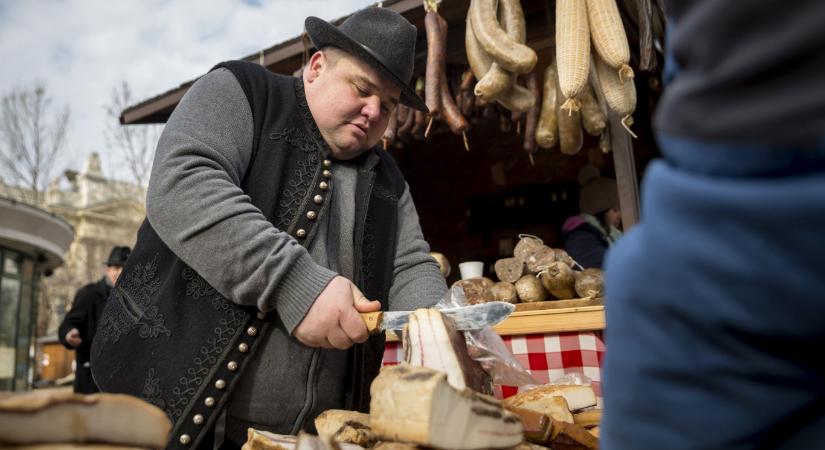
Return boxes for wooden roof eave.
[120,0,424,125]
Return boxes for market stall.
[108,0,668,446]
[362,0,664,405]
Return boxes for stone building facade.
[1,153,146,338]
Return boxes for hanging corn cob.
[586,0,634,82]
[593,54,637,137]
[556,0,590,114]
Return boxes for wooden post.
[609,111,641,230]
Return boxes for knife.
[360,301,516,335]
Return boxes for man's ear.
[304,51,326,83]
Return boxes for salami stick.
[523,71,540,155]
[441,72,470,150]
[396,105,414,138]
[424,9,446,118]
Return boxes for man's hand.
[294,276,381,349]
[65,328,82,348]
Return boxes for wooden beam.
[609,110,640,230]
[384,305,606,342]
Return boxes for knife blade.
[360,301,516,335]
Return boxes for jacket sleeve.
[564,228,607,269]
[146,68,336,333]
[58,287,91,349]
[387,183,448,311]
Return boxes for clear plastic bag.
[434,285,539,387]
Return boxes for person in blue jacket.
[562,165,622,269]
[602,1,825,448]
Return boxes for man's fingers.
[353,298,381,313]
[340,309,370,344]
[328,327,354,350]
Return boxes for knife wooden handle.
[360,311,384,335]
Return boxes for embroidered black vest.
[91,61,404,449]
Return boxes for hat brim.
[305,16,428,113]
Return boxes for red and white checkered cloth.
[382,331,605,402]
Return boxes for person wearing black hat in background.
[91,7,447,448]
[58,245,130,394]
[561,166,622,269]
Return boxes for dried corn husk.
[586,0,634,82]
[556,0,590,114]
[593,55,637,137]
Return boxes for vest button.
[227,361,238,372]
[193,414,204,425]
[306,211,317,220]
[238,343,249,353]
[247,326,258,337]
[215,379,226,390]
[256,311,266,320]
[319,181,329,191]
[323,159,332,168]
[180,434,192,445]
[313,195,323,204]
[296,229,306,238]
[323,169,332,178]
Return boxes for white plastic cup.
[458,261,484,280]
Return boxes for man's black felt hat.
[305,7,427,112]
[105,246,131,267]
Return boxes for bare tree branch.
[104,81,161,187]
[0,82,70,204]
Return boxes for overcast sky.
[0,0,376,183]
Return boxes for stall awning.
[120,0,427,125]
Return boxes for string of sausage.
[424,8,446,124]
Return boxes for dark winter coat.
[58,277,111,394]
